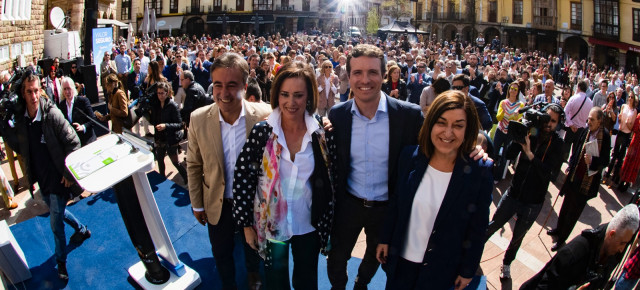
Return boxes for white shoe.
[500,264,511,279]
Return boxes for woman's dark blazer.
[381,80,408,101]
[380,145,494,289]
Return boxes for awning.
[97,18,129,28]
[206,15,240,24]
[239,15,274,24]
[588,37,640,53]
[156,16,184,31]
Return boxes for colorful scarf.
[253,125,334,258]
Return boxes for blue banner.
[92,28,113,74]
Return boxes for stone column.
[70,0,84,32]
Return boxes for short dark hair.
[418,90,480,158]
[432,77,451,95]
[182,70,194,82]
[156,81,173,98]
[577,80,588,93]
[347,44,386,77]
[210,52,250,85]
[270,61,318,114]
[245,79,262,100]
[452,74,470,87]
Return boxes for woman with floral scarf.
[233,61,335,290]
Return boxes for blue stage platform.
[9,171,485,289]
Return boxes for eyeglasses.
[509,87,518,91]
[323,66,332,68]
[71,66,77,69]
[418,66,426,68]
[451,86,466,90]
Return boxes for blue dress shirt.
[347,92,390,201]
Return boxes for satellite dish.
[50,7,66,30]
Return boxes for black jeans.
[607,131,631,182]
[265,231,320,290]
[207,200,261,290]
[153,142,187,182]
[486,192,543,265]
[555,190,589,243]
[327,194,387,289]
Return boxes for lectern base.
[128,261,200,290]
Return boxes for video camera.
[135,84,157,117]
[508,102,551,144]
[0,68,27,134]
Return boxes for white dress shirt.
[402,165,452,263]
[266,108,318,236]
[220,103,247,199]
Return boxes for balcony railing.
[275,5,295,11]
[593,23,619,40]
[533,16,555,28]
[424,11,473,21]
[186,5,205,14]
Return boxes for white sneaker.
[500,264,511,279]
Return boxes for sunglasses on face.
[509,86,518,91]
[451,86,466,90]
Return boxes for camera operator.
[148,82,187,183]
[485,103,565,279]
[4,71,90,281]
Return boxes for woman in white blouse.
[233,61,334,289]
[316,60,339,116]
[377,90,494,290]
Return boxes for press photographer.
[0,68,90,281]
[485,103,565,279]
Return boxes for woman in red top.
[618,109,640,192]
[381,65,408,101]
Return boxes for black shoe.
[547,228,558,236]
[619,182,630,192]
[58,261,69,281]
[551,241,565,252]
[145,133,155,138]
[70,228,91,244]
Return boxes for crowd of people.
[3,30,640,289]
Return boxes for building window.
[533,0,555,27]
[571,2,582,31]
[416,2,423,20]
[170,0,178,13]
[23,41,32,56]
[0,46,8,62]
[121,0,131,20]
[10,43,21,59]
[594,0,619,39]
[144,0,162,14]
[214,0,222,11]
[634,9,640,41]
[253,0,272,10]
[513,0,523,24]
[1,0,32,20]
[488,1,497,22]
[236,0,244,11]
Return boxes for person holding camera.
[485,103,565,279]
[148,82,187,184]
[6,71,91,281]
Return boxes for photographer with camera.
[485,103,565,279]
[148,82,187,184]
[4,70,91,281]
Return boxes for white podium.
[65,134,200,289]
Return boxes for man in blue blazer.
[326,44,425,290]
[406,61,430,105]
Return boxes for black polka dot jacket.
[232,119,336,257]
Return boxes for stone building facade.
[0,0,46,71]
